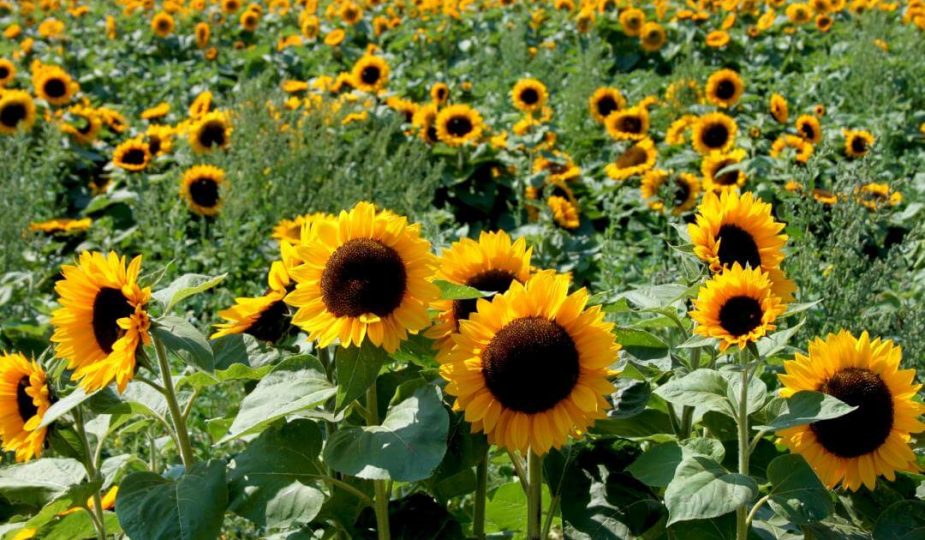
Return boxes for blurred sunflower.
[692,112,737,154]
[701,148,747,193]
[511,78,548,114]
[605,106,649,141]
[412,103,439,144]
[141,102,170,121]
[145,125,174,156]
[665,114,698,145]
[547,187,581,230]
[796,114,822,144]
[51,251,152,393]
[151,12,174,37]
[0,90,36,135]
[844,129,874,158]
[855,182,902,210]
[777,330,924,491]
[189,91,213,119]
[705,30,730,47]
[271,212,331,243]
[705,69,744,108]
[588,87,625,123]
[29,218,92,235]
[195,22,210,48]
[0,353,50,462]
[439,271,618,455]
[771,134,814,163]
[430,82,450,105]
[351,55,389,93]
[770,93,789,123]
[639,22,667,52]
[180,165,226,217]
[59,106,102,145]
[33,66,77,106]
[285,202,438,352]
[605,137,657,181]
[619,7,645,36]
[641,169,701,215]
[436,104,483,146]
[0,58,15,86]
[112,139,151,172]
[189,111,231,152]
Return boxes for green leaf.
[433,279,488,300]
[37,511,122,540]
[38,387,97,428]
[324,385,449,482]
[610,378,651,419]
[178,361,274,391]
[725,371,768,416]
[654,369,734,417]
[627,442,683,488]
[614,328,670,368]
[620,284,688,310]
[766,454,833,524]
[485,481,550,534]
[153,273,226,312]
[152,315,214,372]
[21,480,103,531]
[664,456,757,525]
[873,500,925,540]
[211,333,280,370]
[335,342,388,410]
[220,355,336,443]
[757,320,804,358]
[116,460,228,540]
[228,420,325,528]
[100,454,147,488]
[0,458,87,507]
[593,409,674,439]
[756,391,857,431]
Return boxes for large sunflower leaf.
[654,368,735,417]
[335,341,388,411]
[766,454,833,524]
[873,500,925,540]
[755,391,857,431]
[152,273,226,313]
[664,456,757,525]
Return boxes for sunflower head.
[112,139,152,172]
[777,330,925,491]
[605,137,657,181]
[770,93,789,123]
[189,111,231,152]
[152,11,175,37]
[701,148,747,193]
[430,82,449,105]
[439,271,619,455]
[351,55,390,93]
[639,22,667,52]
[641,169,701,215]
[33,66,77,106]
[844,129,874,158]
[605,106,649,141]
[180,164,226,217]
[706,30,731,48]
[588,87,626,123]
[0,90,36,135]
[796,114,822,144]
[412,103,440,144]
[213,286,293,343]
[619,7,645,36]
[0,353,50,462]
[0,58,16,86]
[692,112,737,154]
[435,104,484,147]
[511,78,548,113]
[706,68,744,108]
[51,252,152,393]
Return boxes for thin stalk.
[541,492,560,540]
[507,449,528,493]
[366,384,391,540]
[526,451,543,540]
[735,349,752,540]
[746,494,770,528]
[153,335,196,468]
[679,348,702,438]
[74,406,107,540]
[473,450,488,540]
[306,474,374,509]
[181,388,200,421]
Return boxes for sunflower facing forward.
[180,165,227,217]
[511,78,548,114]
[0,90,36,135]
[588,87,626,124]
[0,353,50,462]
[701,148,747,193]
[605,137,657,181]
[285,202,438,352]
[189,111,231,153]
[843,129,874,159]
[436,104,484,146]
[426,231,532,354]
[692,112,737,154]
[777,330,925,491]
[351,55,390,93]
[605,106,649,141]
[51,252,152,393]
[439,271,619,455]
[112,139,151,172]
[705,69,744,108]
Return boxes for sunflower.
[855,182,902,210]
[605,137,657,181]
[240,9,260,31]
[588,87,626,123]
[692,112,737,154]
[0,90,36,135]
[439,271,618,455]
[435,104,484,146]
[705,69,744,108]
[796,114,822,144]
[351,55,389,93]
[705,30,731,48]
[690,264,786,351]
[51,252,152,393]
[112,139,151,172]
[222,0,241,13]
[271,212,332,243]
[777,330,925,491]
[604,106,649,141]
[189,90,213,119]
[180,165,226,217]
[285,202,438,353]
[33,66,77,106]
[426,231,532,354]
[665,114,698,145]
[0,353,50,462]
[0,58,15,86]
[701,148,747,193]
[533,152,580,183]
[142,102,170,121]
[60,106,102,145]
[511,78,548,114]
[816,13,834,31]
[195,22,211,48]
[771,134,814,163]
[146,124,174,156]
[641,169,701,215]
[547,192,580,230]
[770,93,789,123]
[786,3,813,24]
[189,111,231,152]
[412,103,439,144]
[688,190,788,273]
[619,7,645,36]
[386,96,418,123]
[844,129,874,158]
[639,22,667,52]
[29,217,92,235]
[430,82,450,105]
[213,262,295,343]
[151,11,174,37]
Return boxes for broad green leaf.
[21,480,103,532]
[666,512,747,540]
[620,284,688,310]
[38,387,97,428]
[627,442,683,488]
[654,369,734,417]
[37,511,122,540]
[725,372,768,416]
[433,279,488,300]
[615,328,670,368]
[100,454,147,489]
[220,355,336,443]
[593,409,674,439]
[677,334,718,349]
[211,333,280,370]
[335,341,388,410]
[89,382,169,421]
[873,500,925,540]
[178,361,274,390]
[0,458,87,507]
[116,459,228,540]
[664,456,757,525]
[153,273,226,312]
[766,454,832,524]
[783,300,822,317]
[756,391,856,431]
[757,320,804,358]
[152,315,214,372]
[228,420,325,528]
[324,385,449,482]
[610,378,651,419]
[485,481,549,534]
[46,427,84,461]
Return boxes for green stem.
[307,475,374,509]
[74,407,107,540]
[473,449,488,540]
[526,451,543,540]
[153,335,196,468]
[366,384,391,540]
[507,449,528,493]
[736,350,751,540]
[679,347,703,439]
[541,492,560,540]
[746,494,770,528]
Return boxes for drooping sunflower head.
[511,78,548,113]
[706,68,744,108]
[844,129,874,158]
[285,202,439,353]
[426,230,532,353]
[0,353,50,462]
[180,164,226,217]
[688,190,788,273]
[189,90,213,119]
[351,55,390,93]
[112,139,152,172]
[692,112,737,154]
[796,114,822,144]
[770,93,789,123]
[29,217,92,236]
[189,111,231,153]
[51,251,152,393]
[533,152,581,184]
[771,134,814,164]
[639,22,667,52]
[412,103,440,144]
[436,104,484,147]
[588,87,626,124]
[701,148,747,193]
[59,105,102,145]
[439,271,618,455]
[605,137,657,181]
[690,263,786,351]
[0,90,36,135]
[777,330,925,491]
[641,169,701,215]
[604,106,649,141]
[33,66,77,106]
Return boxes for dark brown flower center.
[617,115,643,134]
[596,95,618,117]
[360,65,381,85]
[0,102,26,127]
[717,224,761,268]
[482,316,579,413]
[246,299,291,342]
[800,123,816,140]
[811,368,894,458]
[519,87,539,105]
[320,238,407,317]
[0,66,9,79]
[713,159,739,185]
[715,79,736,100]
[17,376,38,422]
[673,178,691,206]
[718,295,763,337]
[851,136,867,154]
[43,78,67,99]
[616,145,648,168]
[92,287,135,353]
[189,178,219,208]
[446,115,473,137]
[121,148,147,166]
[701,122,730,149]
[453,269,517,328]
[199,121,227,148]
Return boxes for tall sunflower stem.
[526,451,543,540]
[74,406,107,540]
[366,384,391,540]
[153,335,196,469]
[735,348,752,540]
[473,449,488,540]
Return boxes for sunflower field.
[2,0,925,538]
